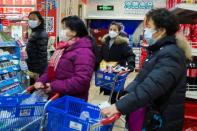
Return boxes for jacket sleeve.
[96,44,103,70]
[125,63,151,92]
[35,32,48,59]
[36,68,49,83]
[122,45,136,71]
[50,49,95,95]
[116,54,183,115]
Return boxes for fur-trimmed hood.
[176,33,192,60]
[101,34,129,45]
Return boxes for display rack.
[0,33,23,96]
[171,3,197,99]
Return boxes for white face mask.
[59,29,72,41]
[144,28,157,46]
[109,31,118,38]
[28,20,39,29]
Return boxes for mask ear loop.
[154,28,166,42]
[142,16,148,47]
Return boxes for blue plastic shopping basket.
[0,94,45,131]
[47,96,116,131]
[95,70,128,92]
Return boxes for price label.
[3,70,8,73]
[14,79,18,82]
[1,57,7,60]
[12,55,17,59]
[13,67,18,70]
[69,121,82,131]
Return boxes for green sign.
[97,5,114,11]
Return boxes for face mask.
[109,31,118,38]
[144,28,157,46]
[59,29,72,41]
[28,20,39,29]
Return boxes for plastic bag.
[21,90,48,105]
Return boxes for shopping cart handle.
[185,115,197,120]
[117,70,129,75]
[50,93,60,101]
[100,113,121,125]
[25,86,36,93]
[23,85,50,94]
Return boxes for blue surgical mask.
[28,20,39,29]
[144,28,157,46]
[59,29,72,41]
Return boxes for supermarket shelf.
[171,3,197,24]
[0,78,19,89]
[186,91,197,99]
[0,65,20,75]
[192,48,197,56]
[0,41,17,47]
[1,86,23,96]
[0,54,19,61]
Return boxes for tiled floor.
[88,72,137,131]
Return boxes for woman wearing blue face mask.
[98,21,136,104]
[26,11,48,85]
[102,8,192,131]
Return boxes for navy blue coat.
[116,35,187,131]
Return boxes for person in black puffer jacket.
[98,22,136,104]
[26,11,48,84]
[101,8,192,131]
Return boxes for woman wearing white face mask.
[98,22,136,104]
[26,11,48,85]
[101,8,192,131]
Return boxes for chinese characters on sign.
[124,0,153,15]
[46,17,54,33]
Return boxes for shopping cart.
[0,86,59,131]
[47,95,121,131]
[183,100,197,131]
[95,70,129,102]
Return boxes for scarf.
[48,37,80,81]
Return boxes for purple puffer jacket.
[37,37,95,101]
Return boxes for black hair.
[61,15,88,37]
[28,11,44,28]
[62,15,99,70]
[109,21,122,31]
[146,8,179,36]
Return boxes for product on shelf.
[0,32,13,42]
[187,57,197,87]
[166,0,197,9]
[179,24,197,48]
[0,33,23,96]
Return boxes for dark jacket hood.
[101,34,129,45]
[147,35,176,52]
[147,34,192,60]
[31,24,45,32]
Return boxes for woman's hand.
[101,104,120,117]
[44,83,52,93]
[34,82,44,89]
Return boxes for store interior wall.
[89,19,142,45]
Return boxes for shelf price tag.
[1,57,7,60]
[12,55,17,59]
[2,70,8,73]
[13,67,18,71]
[14,79,18,82]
